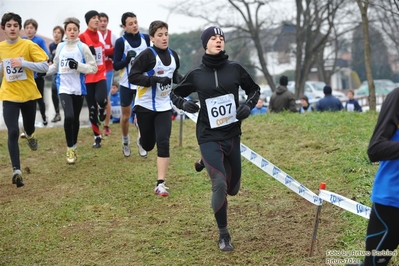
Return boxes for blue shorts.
[119,85,136,107]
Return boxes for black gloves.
[126,50,137,62]
[36,72,46,78]
[151,76,171,86]
[67,58,78,70]
[182,100,199,113]
[89,46,96,56]
[236,104,251,120]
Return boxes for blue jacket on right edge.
[315,85,343,112]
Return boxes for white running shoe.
[154,183,169,197]
[136,137,148,158]
[122,141,131,157]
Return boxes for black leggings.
[199,136,241,229]
[60,94,84,147]
[136,109,172,157]
[35,77,46,117]
[52,76,60,114]
[363,203,399,266]
[85,80,108,136]
[2,100,36,170]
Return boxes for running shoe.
[20,132,26,139]
[51,113,61,123]
[136,137,148,158]
[104,125,111,136]
[194,159,205,172]
[122,141,131,157]
[66,147,76,164]
[12,168,24,188]
[219,234,234,251]
[26,133,38,151]
[42,115,48,126]
[92,136,102,148]
[154,183,169,197]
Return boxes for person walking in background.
[0,12,48,187]
[23,18,50,126]
[345,89,362,112]
[347,87,399,266]
[171,26,260,251]
[128,20,182,197]
[45,17,98,164]
[113,12,150,158]
[316,85,343,112]
[298,95,314,113]
[98,12,118,137]
[269,75,297,113]
[79,10,109,148]
[49,25,64,123]
[250,98,267,115]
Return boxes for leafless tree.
[171,0,351,98]
[171,0,281,91]
[293,0,346,98]
[355,0,376,111]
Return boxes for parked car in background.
[238,85,271,105]
[287,81,347,102]
[355,79,396,97]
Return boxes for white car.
[287,81,347,102]
[239,85,271,106]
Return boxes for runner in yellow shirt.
[0,12,48,187]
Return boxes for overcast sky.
[1,0,207,39]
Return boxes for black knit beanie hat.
[85,10,99,25]
[200,26,225,50]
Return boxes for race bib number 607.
[205,93,237,129]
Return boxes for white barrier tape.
[180,108,322,206]
[318,189,371,219]
[240,143,322,206]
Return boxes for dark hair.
[121,12,136,26]
[53,25,65,38]
[300,95,309,104]
[64,17,80,30]
[99,12,109,21]
[279,75,288,86]
[23,18,38,30]
[1,12,22,30]
[323,85,332,95]
[149,20,168,37]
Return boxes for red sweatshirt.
[79,29,107,83]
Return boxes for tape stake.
[319,182,326,190]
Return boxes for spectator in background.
[23,18,50,126]
[298,95,314,113]
[110,83,121,123]
[315,85,343,112]
[49,25,64,123]
[250,98,267,115]
[345,89,362,112]
[269,75,297,113]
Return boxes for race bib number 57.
[205,93,237,129]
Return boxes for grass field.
[0,111,397,266]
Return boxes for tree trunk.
[356,0,376,111]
